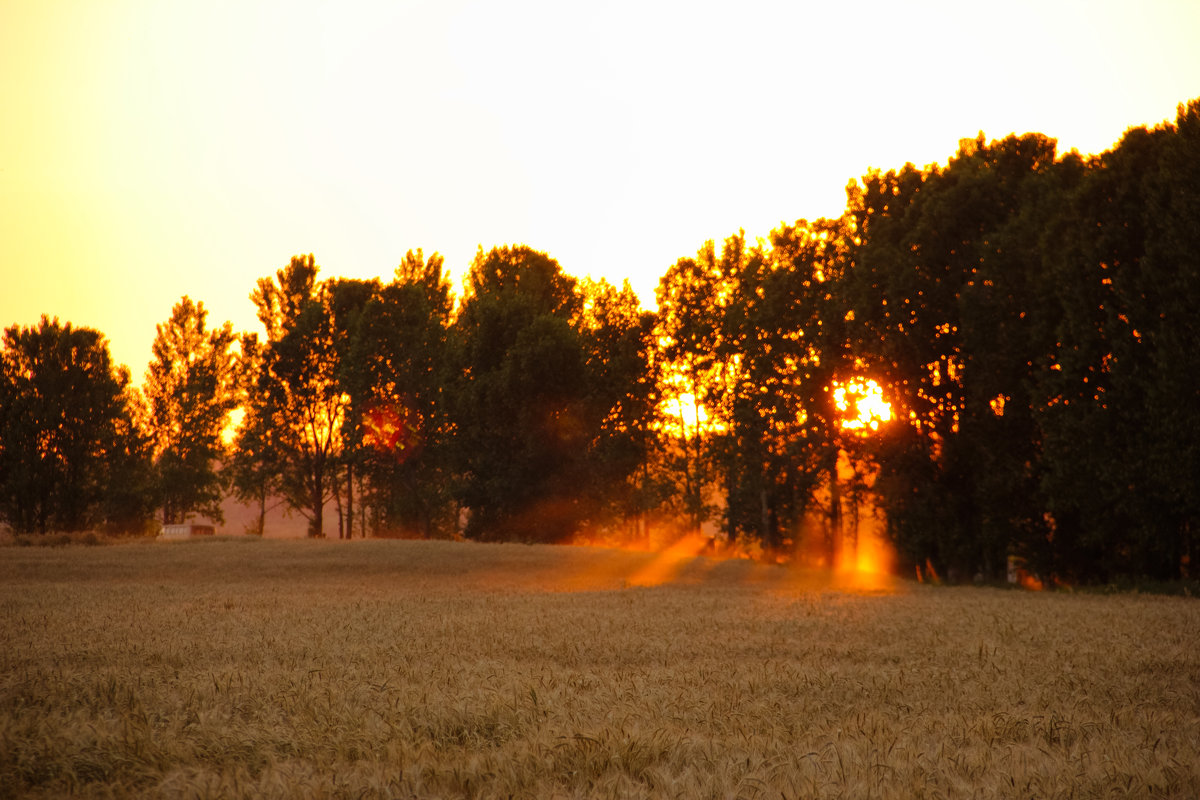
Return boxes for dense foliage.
[0,317,152,534]
[144,297,241,526]
[2,99,1197,582]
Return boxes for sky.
[3,0,1199,378]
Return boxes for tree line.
[2,99,1197,584]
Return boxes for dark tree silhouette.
[332,249,456,538]
[653,241,727,535]
[243,255,345,538]
[1037,100,1200,581]
[0,316,151,534]
[449,245,654,542]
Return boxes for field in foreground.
[1,539,1198,799]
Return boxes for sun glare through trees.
[6,9,1200,798]
[3,100,1200,587]
[833,378,892,432]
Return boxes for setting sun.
[833,378,893,432]
[665,391,710,436]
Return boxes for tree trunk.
[760,487,771,551]
[346,460,354,539]
[846,489,858,567]
[333,476,344,539]
[256,485,267,536]
[359,475,368,537]
[310,466,324,538]
[163,497,177,526]
[827,450,841,568]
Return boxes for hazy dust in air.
[563,516,900,595]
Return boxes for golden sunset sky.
[3,0,1198,377]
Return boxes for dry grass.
[1,538,1198,799]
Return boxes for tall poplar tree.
[341,250,455,537]
[653,241,727,535]
[574,276,659,534]
[1037,101,1200,580]
[243,255,346,537]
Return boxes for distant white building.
[159,523,215,540]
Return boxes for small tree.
[228,334,276,535]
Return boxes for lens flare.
[362,400,421,461]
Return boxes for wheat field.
[1,538,1198,799]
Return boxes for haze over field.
[4,0,1199,374]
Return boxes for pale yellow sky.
[2,0,1198,377]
